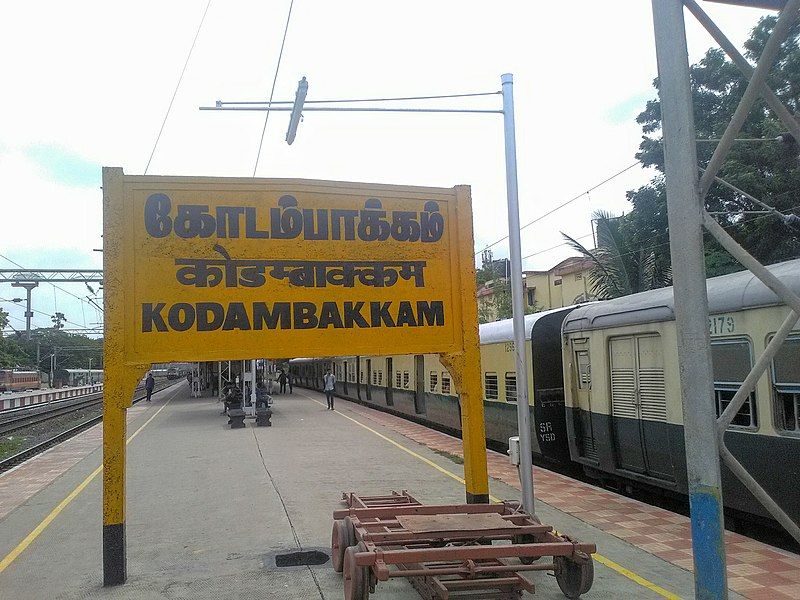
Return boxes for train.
[60,369,104,387]
[0,369,42,392]
[291,258,800,528]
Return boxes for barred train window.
[372,371,377,385]
[711,339,757,429]
[485,372,498,400]
[396,371,402,388]
[575,350,591,390]
[772,337,800,432]
[441,373,451,395]
[378,371,383,386]
[403,371,410,388]
[505,372,517,402]
[430,371,438,392]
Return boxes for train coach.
[0,369,42,392]
[291,258,800,526]
[562,258,800,524]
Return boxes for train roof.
[479,305,581,345]
[63,369,104,374]
[562,258,800,334]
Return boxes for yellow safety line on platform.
[301,392,682,600]
[0,388,178,575]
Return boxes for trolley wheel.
[343,544,370,600]
[331,520,347,573]
[512,534,541,564]
[554,554,594,599]
[343,516,358,546]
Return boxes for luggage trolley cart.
[331,491,595,599]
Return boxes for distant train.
[292,258,800,528]
[60,369,104,387]
[0,370,42,393]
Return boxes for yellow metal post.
[441,185,489,503]
[102,167,148,585]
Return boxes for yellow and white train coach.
[292,258,800,527]
[561,258,800,524]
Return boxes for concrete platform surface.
[0,383,752,599]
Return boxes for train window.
[575,350,591,390]
[403,371,410,388]
[360,369,364,383]
[441,372,451,395]
[772,337,800,432]
[505,373,517,402]
[372,371,377,385]
[484,373,498,400]
[396,371,402,388]
[711,339,757,429]
[379,371,383,386]
[430,371,438,392]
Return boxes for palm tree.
[562,210,672,300]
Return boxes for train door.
[342,361,348,395]
[609,335,674,481]
[366,359,372,402]
[413,354,425,413]
[570,338,598,461]
[385,358,394,406]
[610,337,646,473]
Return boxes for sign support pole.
[651,3,727,597]
[501,73,535,515]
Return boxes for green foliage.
[562,210,672,300]
[0,336,29,368]
[0,308,8,331]
[630,15,800,271]
[4,329,104,373]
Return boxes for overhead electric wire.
[543,204,800,267]
[477,161,640,256]
[144,0,212,175]
[521,233,594,261]
[0,253,103,316]
[253,0,295,177]
[0,297,86,329]
[222,91,501,106]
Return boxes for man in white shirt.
[323,368,336,410]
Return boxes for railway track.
[0,393,104,436]
[0,381,177,473]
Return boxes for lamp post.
[11,282,38,340]
[202,74,536,512]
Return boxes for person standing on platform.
[278,369,287,394]
[145,372,155,402]
[324,368,336,410]
[288,370,293,394]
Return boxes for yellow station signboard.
[101,168,488,585]
[109,172,474,363]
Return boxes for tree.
[562,210,672,300]
[628,15,800,273]
[0,336,28,368]
[51,312,66,330]
[0,308,8,332]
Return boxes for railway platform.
[0,383,796,599]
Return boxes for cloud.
[605,92,654,125]
[24,145,101,188]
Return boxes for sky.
[0,0,776,333]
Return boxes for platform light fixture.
[285,76,308,145]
